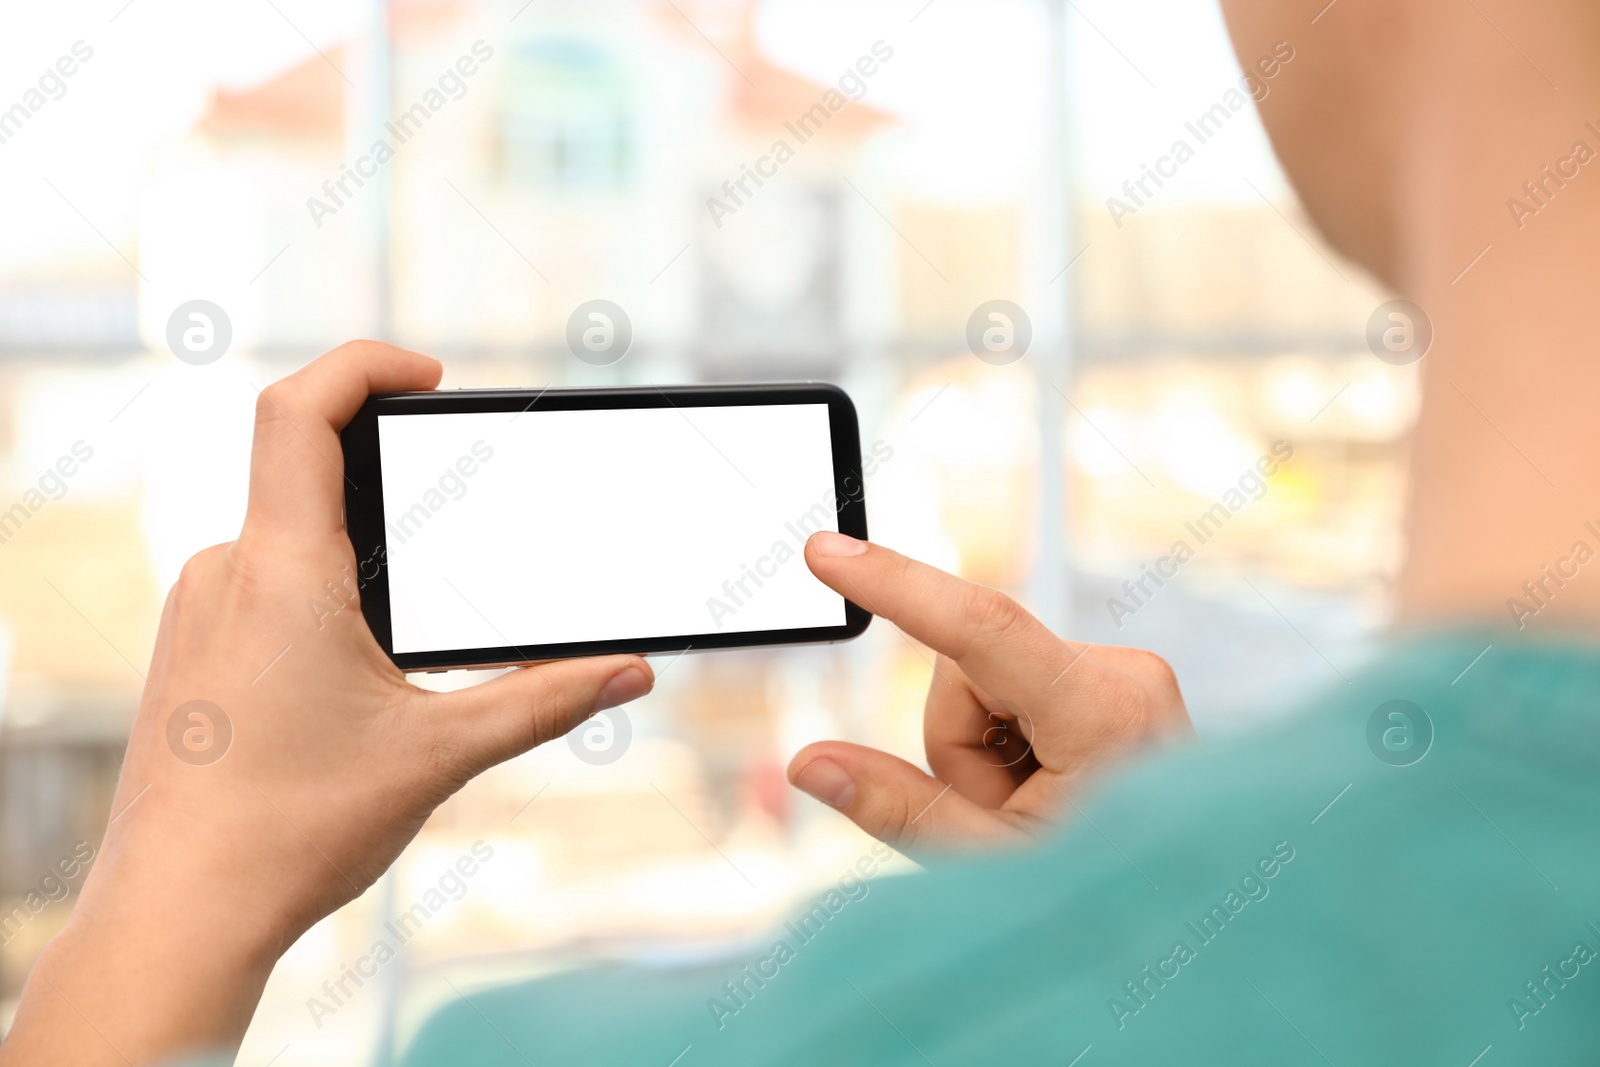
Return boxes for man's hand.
[0,342,654,1066]
[788,532,1190,851]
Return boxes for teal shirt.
[400,634,1600,1064]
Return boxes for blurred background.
[0,0,1407,1062]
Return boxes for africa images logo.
[165,700,233,766]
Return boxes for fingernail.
[811,531,868,558]
[794,758,856,808]
[597,666,651,711]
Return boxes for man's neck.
[1392,33,1600,631]
[1220,0,1600,631]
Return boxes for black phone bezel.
[341,383,871,671]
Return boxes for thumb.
[787,741,1022,851]
[428,655,654,774]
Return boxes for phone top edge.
[353,383,857,429]
[363,381,851,402]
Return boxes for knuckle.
[159,544,236,651]
[1094,662,1158,739]
[254,380,298,424]
[1126,647,1180,693]
[1106,680,1150,735]
[172,543,226,603]
[523,668,588,742]
[1069,672,1147,746]
[1007,806,1056,838]
[965,586,1025,641]
[254,388,280,423]
[217,539,275,599]
[330,338,382,358]
[323,340,374,369]
[883,792,924,848]
[888,549,914,585]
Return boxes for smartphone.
[341,383,872,671]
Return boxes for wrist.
[5,915,276,1067]
[78,813,292,968]
[5,824,288,1065]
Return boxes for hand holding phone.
[0,343,658,1067]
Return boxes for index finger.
[244,340,442,538]
[804,531,1080,706]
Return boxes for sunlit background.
[0,0,1409,1062]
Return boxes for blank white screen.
[378,404,846,654]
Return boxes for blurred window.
[503,38,634,191]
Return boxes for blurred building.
[0,0,1410,1058]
